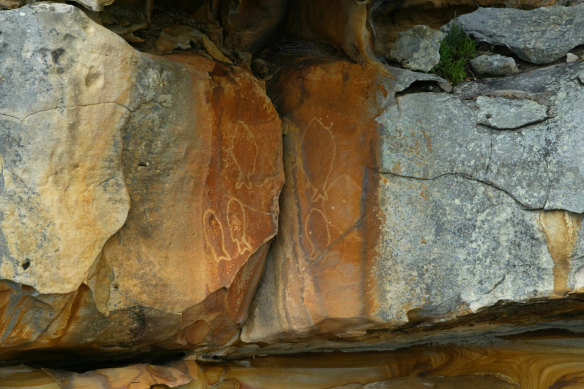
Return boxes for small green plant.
[433,22,477,84]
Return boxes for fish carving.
[304,208,331,261]
[231,122,258,190]
[203,209,231,262]
[300,118,335,203]
[227,198,252,255]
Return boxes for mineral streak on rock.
[539,211,583,295]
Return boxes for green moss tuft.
[433,22,476,84]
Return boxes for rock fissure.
[371,167,545,211]
[0,102,133,123]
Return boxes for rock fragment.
[476,96,548,129]
[470,54,520,77]
[567,53,579,63]
[390,25,444,72]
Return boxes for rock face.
[389,25,443,72]
[5,0,584,384]
[242,59,584,343]
[451,4,584,64]
[470,54,520,77]
[0,3,283,352]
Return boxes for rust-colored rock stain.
[538,211,582,295]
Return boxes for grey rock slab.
[476,96,548,129]
[389,25,444,72]
[378,61,584,213]
[376,174,553,321]
[378,93,490,181]
[450,5,584,64]
[470,54,520,77]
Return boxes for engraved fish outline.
[231,121,259,190]
[322,173,363,234]
[202,209,231,263]
[227,197,252,255]
[299,118,336,203]
[304,207,331,261]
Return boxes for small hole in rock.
[22,259,30,270]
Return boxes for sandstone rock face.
[450,4,584,64]
[0,3,282,352]
[221,0,288,53]
[242,59,584,343]
[287,0,378,63]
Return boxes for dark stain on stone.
[51,48,65,64]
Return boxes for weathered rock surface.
[221,0,288,53]
[287,0,378,63]
[451,5,584,64]
[0,3,283,352]
[242,59,584,344]
[389,25,443,72]
[476,96,547,129]
[470,54,520,77]
[73,0,113,12]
